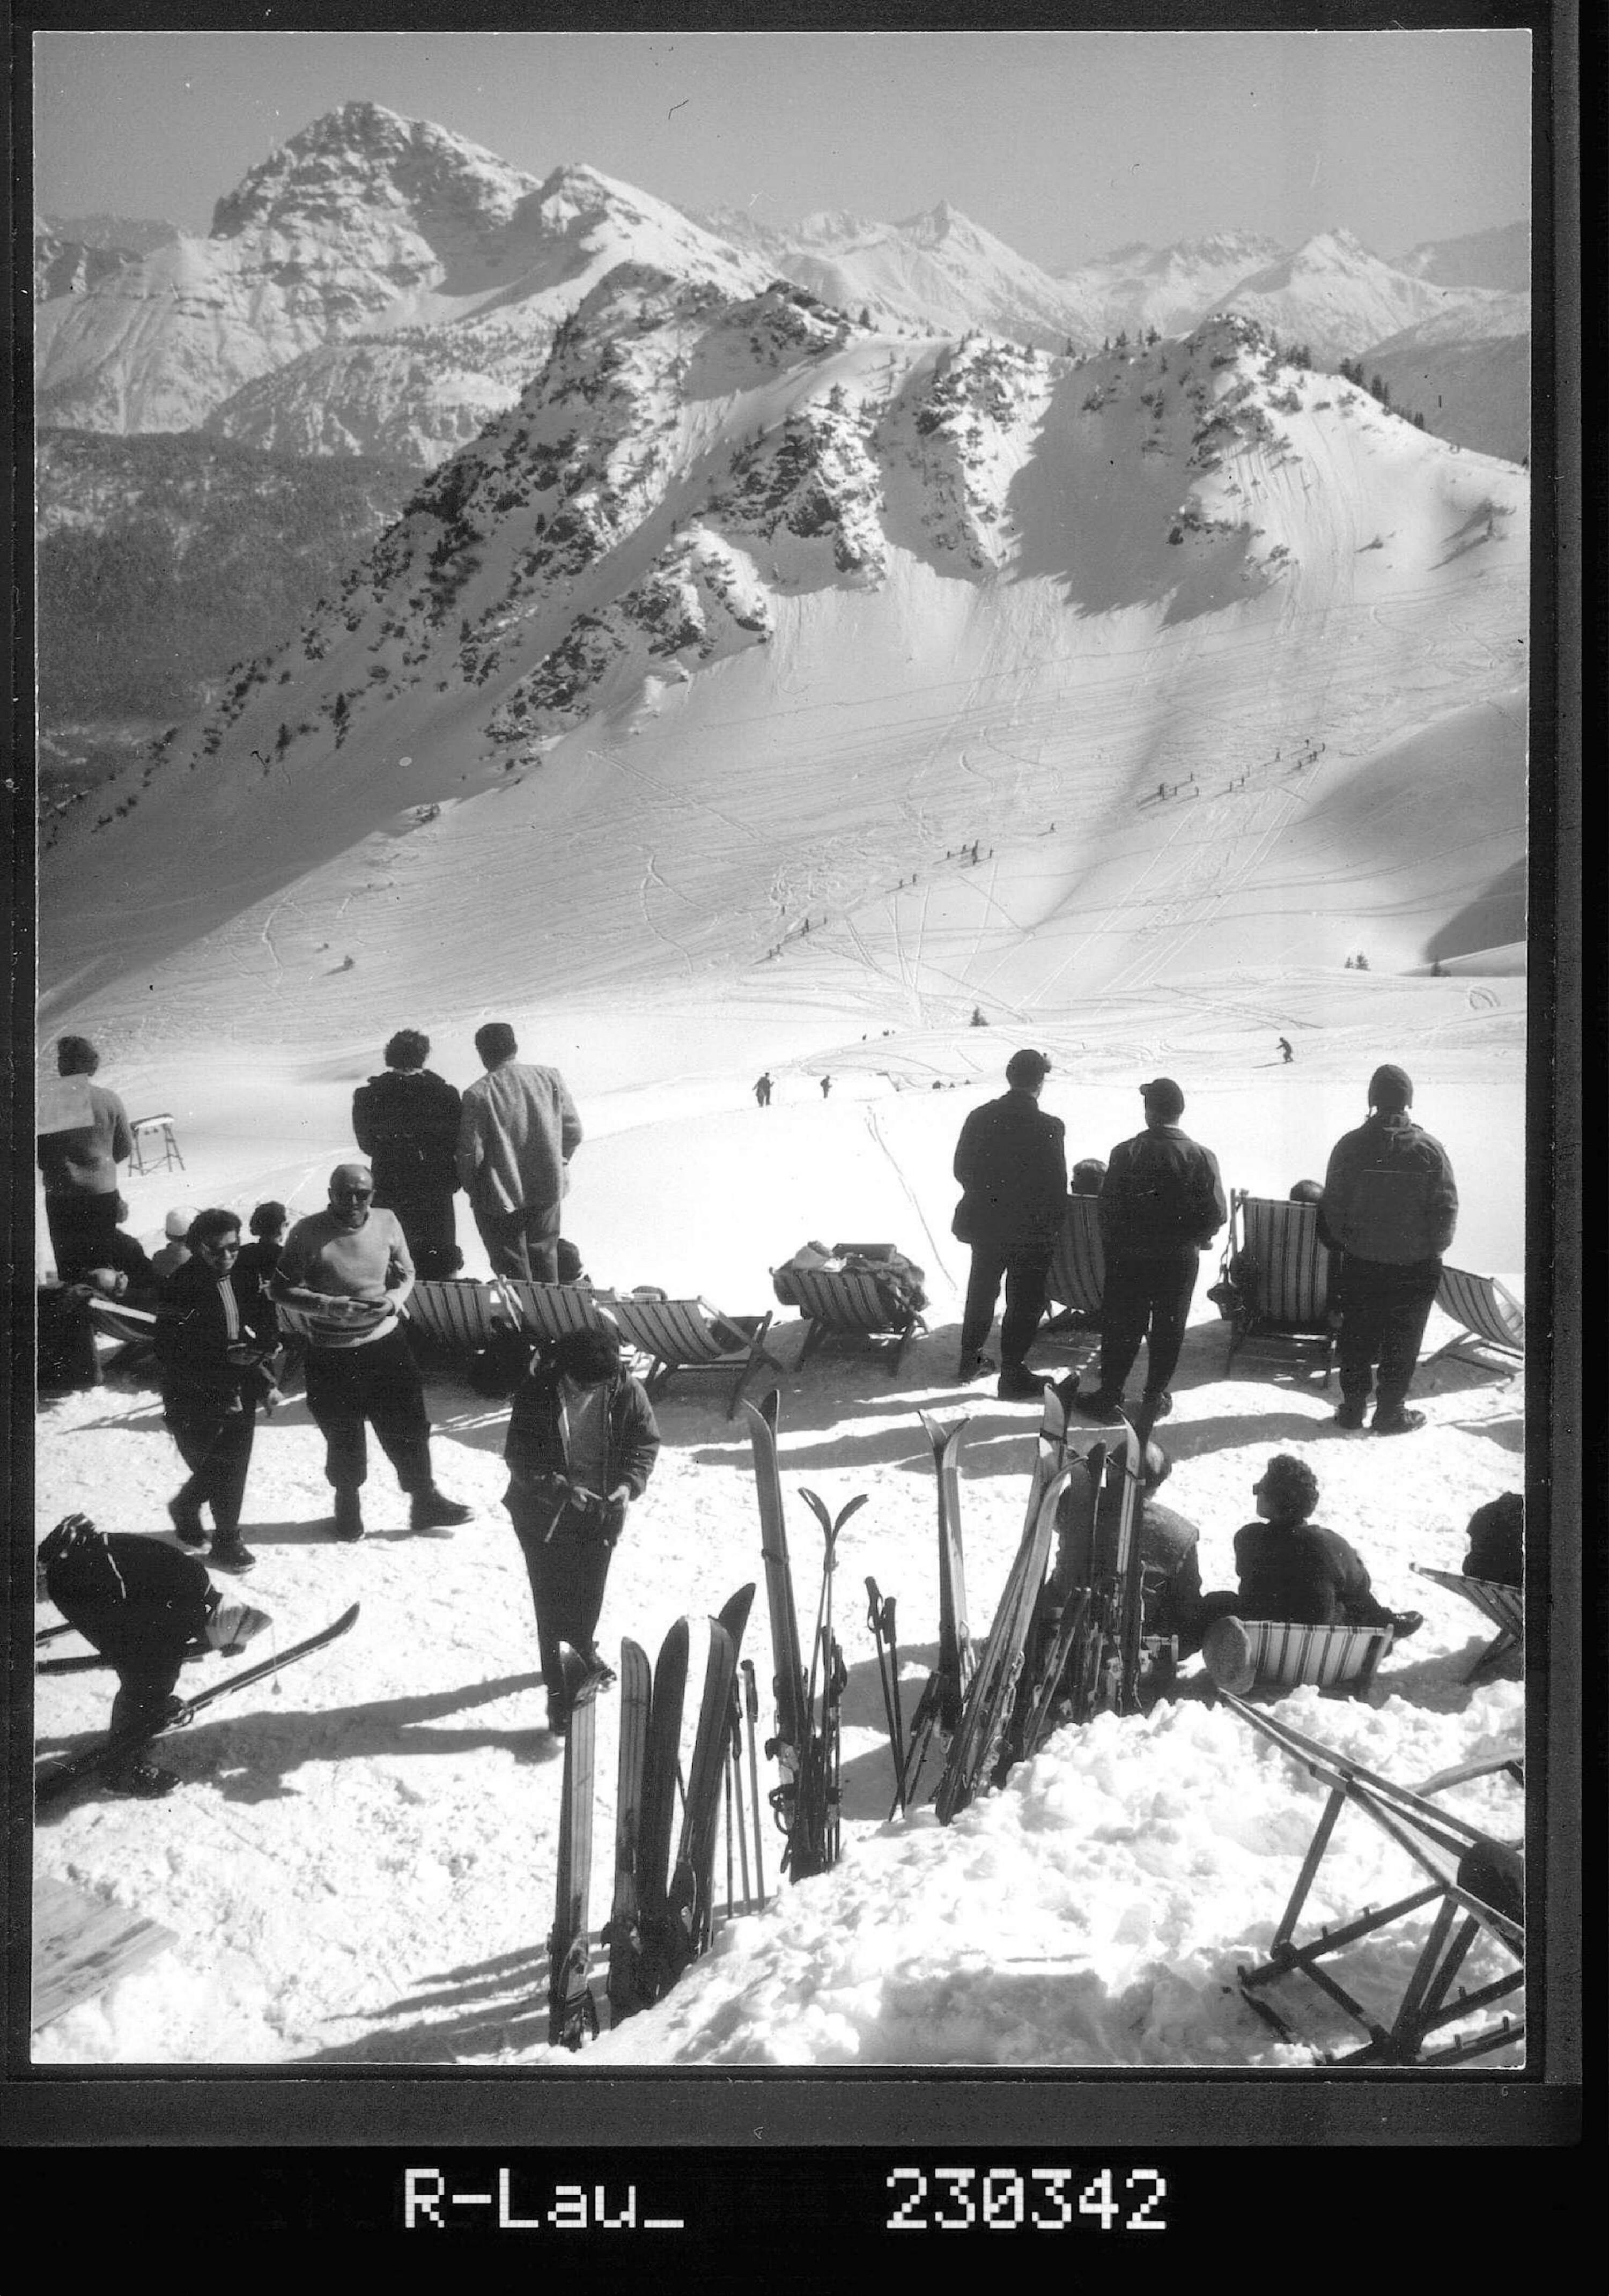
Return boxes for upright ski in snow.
[603,1636,653,2026]
[35,1603,360,1807]
[548,1648,602,2050]
[901,1413,979,1807]
[934,1404,1072,1823]
[799,1490,865,1871]
[630,1615,689,2009]
[744,1390,827,1881]
[662,1620,740,1977]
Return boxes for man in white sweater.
[456,1022,583,1283]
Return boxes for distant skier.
[1278,1037,1294,1064]
[970,1007,988,1028]
[754,1073,773,1108]
[38,1514,269,1799]
[820,1075,832,1099]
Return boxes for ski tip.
[331,1603,361,1634]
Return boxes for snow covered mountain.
[1185,228,1521,368]
[1365,294,1531,466]
[33,224,145,304]
[696,198,1103,352]
[35,104,766,454]
[40,273,1527,1044]
[1052,232,1287,340]
[1397,219,1531,293]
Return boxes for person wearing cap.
[351,1030,464,1280]
[1071,1078,1226,1426]
[36,1035,135,1282]
[155,1208,281,1572]
[951,1049,1068,1400]
[273,1164,472,1540]
[38,1514,271,1799]
[151,1206,200,1288]
[1197,1456,1421,1692]
[1318,1064,1458,1434]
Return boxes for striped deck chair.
[1223,1691,1524,2065]
[405,1278,512,1363]
[503,1280,615,1347]
[1415,1564,1524,1682]
[1430,1266,1524,1369]
[601,1296,786,1418]
[1043,1195,1105,1332]
[84,1298,159,1371]
[1224,1191,1338,1384]
[770,1265,926,1378]
[1235,1617,1394,1696]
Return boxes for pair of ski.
[744,1391,863,1885]
[34,1604,361,1807]
[546,1587,757,2047]
[896,1412,978,1812]
[932,1391,1146,1821]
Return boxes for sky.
[32,25,1533,272]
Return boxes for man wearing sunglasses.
[274,1163,471,1540]
[155,1207,280,1572]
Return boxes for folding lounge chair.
[404,1278,513,1363]
[1223,1191,1337,1384]
[1042,1195,1105,1339]
[502,1280,616,1348]
[1222,1691,1524,2065]
[602,1296,786,1418]
[1415,1564,1524,1682]
[770,1263,926,1378]
[84,1298,159,1372]
[1430,1266,1525,1370]
[1227,1618,1396,1696]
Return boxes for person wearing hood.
[1319,1065,1458,1435]
[351,1031,463,1280]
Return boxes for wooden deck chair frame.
[1221,1691,1524,2065]
[502,1280,616,1348]
[770,1264,925,1378]
[1235,1618,1395,1695]
[1430,1266,1525,1369]
[127,1113,186,1176]
[84,1298,159,1371]
[405,1279,514,1362]
[1415,1564,1524,1682]
[1223,1190,1338,1385]
[1041,1194,1105,1348]
[601,1296,786,1418]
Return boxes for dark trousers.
[1197,1584,1394,1634]
[1098,1247,1200,1399]
[39,1286,101,1392]
[473,1202,561,1284]
[1335,1256,1440,1416]
[507,1498,613,1697]
[109,1652,187,1743]
[44,1191,123,1284]
[960,1241,1054,1366]
[167,1401,256,1534]
[304,1328,433,1493]
[377,1187,459,1280]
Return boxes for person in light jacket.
[456,1021,582,1283]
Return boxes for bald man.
[273,1164,470,1539]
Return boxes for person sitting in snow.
[1463,1492,1523,1589]
[503,1324,660,1737]
[150,1206,200,1288]
[1197,1455,1421,1692]
[38,1514,269,1799]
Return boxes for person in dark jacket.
[38,1514,268,1798]
[504,1325,661,1733]
[234,1201,289,1298]
[154,1209,279,1572]
[351,1031,464,1279]
[952,1049,1068,1400]
[1071,1078,1226,1426]
[1464,1492,1523,1588]
[1198,1455,1421,1690]
[37,1035,135,1281]
[1319,1065,1458,1434]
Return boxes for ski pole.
[865,1575,904,1810]
[723,1732,735,1921]
[885,1592,903,1755]
[742,1659,766,1909]
[729,1694,752,1914]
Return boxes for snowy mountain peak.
[209,101,543,247]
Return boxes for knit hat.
[205,1596,272,1653]
[1140,1077,1185,1121]
[165,1206,200,1239]
[1368,1064,1413,1111]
